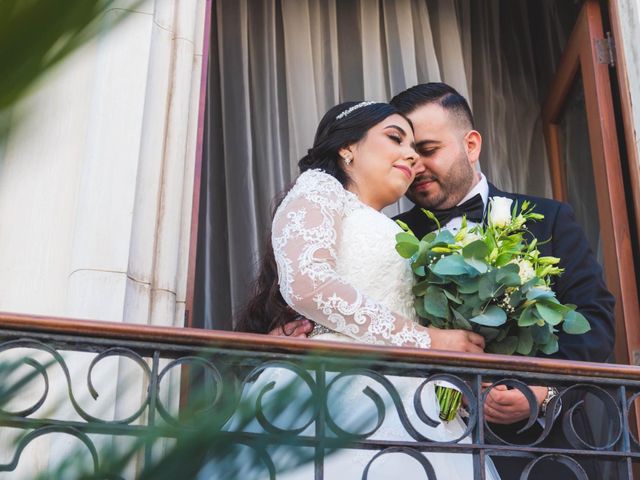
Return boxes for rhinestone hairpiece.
[335,101,376,120]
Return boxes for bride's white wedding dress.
[230,170,499,479]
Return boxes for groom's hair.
[390,82,474,131]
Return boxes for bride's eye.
[388,134,402,144]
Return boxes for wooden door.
[542,0,640,366]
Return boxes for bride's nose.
[404,147,419,169]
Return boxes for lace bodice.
[272,170,431,348]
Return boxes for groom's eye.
[418,147,437,157]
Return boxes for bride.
[234,101,499,479]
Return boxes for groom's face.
[405,103,478,210]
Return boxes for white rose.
[488,196,513,228]
[517,259,535,283]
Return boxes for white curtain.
[196,0,577,330]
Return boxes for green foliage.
[395,198,592,356]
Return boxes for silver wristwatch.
[540,386,559,414]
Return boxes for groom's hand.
[268,318,313,338]
[483,384,547,424]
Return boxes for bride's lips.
[393,165,412,180]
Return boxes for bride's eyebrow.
[384,125,407,136]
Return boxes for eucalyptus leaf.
[540,334,559,355]
[469,305,507,327]
[487,335,518,355]
[414,297,427,319]
[532,324,551,344]
[431,255,471,276]
[422,232,437,243]
[433,230,456,245]
[463,257,488,274]
[562,310,591,334]
[477,326,501,343]
[517,307,537,327]
[496,264,521,287]
[412,280,430,296]
[526,287,555,301]
[516,328,534,355]
[443,289,463,305]
[395,233,420,257]
[479,272,498,300]
[451,308,472,329]
[456,277,480,294]
[396,242,419,258]
[396,232,419,245]
[495,253,514,267]
[424,287,449,319]
[535,303,563,326]
[508,289,524,307]
[494,328,508,342]
[412,264,426,276]
[462,240,489,259]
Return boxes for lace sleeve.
[272,171,431,348]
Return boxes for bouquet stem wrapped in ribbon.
[396,197,591,421]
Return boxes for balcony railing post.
[144,350,161,470]
[473,374,486,480]
[314,362,326,480]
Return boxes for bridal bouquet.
[395,197,591,420]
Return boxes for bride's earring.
[342,154,352,165]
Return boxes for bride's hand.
[427,327,485,353]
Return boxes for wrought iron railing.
[0,312,638,479]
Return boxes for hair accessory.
[336,101,376,120]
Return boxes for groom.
[273,82,615,478]
[389,82,615,478]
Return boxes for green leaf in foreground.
[451,308,472,329]
[469,305,507,327]
[535,303,563,325]
[516,327,533,355]
[424,287,449,319]
[540,334,560,355]
[395,233,420,257]
[431,255,471,276]
[462,240,489,259]
[517,307,537,327]
[488,335,518,355]
[562,310,591,334]
[496,263,521,286]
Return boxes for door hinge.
[633,350,640,366]
[595,31,615,67]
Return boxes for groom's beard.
[406,154,475,210]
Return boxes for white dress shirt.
[442,173,489,233]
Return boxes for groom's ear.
[464,130,482,167]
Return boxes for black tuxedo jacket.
[394,184,615,479]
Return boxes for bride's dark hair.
[235,101,408,334]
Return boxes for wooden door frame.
[608,0,640,320]
[541,0,640,366]
[185,0,213,330]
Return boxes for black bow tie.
[425,194,485,232]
